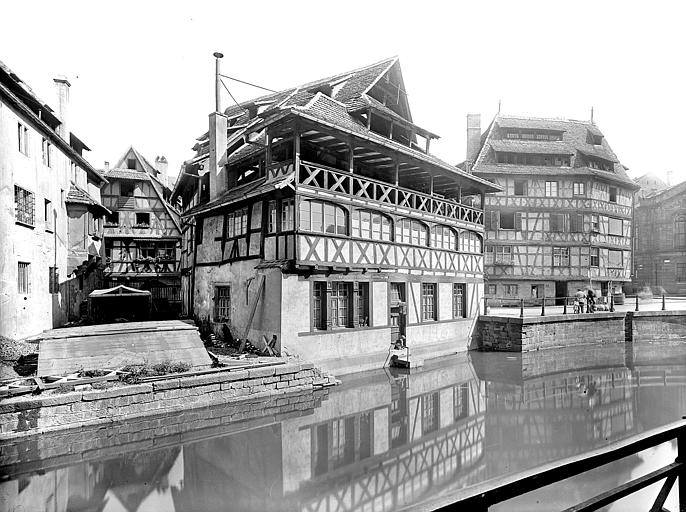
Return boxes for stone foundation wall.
[630,311,686,342]
[474,312,627,352]
[0,388,326,476]
[0,362,333,438]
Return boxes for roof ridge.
[497,114,595,126]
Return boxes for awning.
[89,285,152,298]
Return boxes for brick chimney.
[466,113,482,171]
[155,155,169,187]
[53,76,71,141]
[208,112,228,200]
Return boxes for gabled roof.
[637,178,686,206]
[106,146,181,232]
[472,114,638,189]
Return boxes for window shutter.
[515,212,522,231]
[493,211,500,230]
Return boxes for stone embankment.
[0,361,338,438]
[474,311,686,352]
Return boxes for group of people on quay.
[574,288,599,314]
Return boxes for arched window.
[352,209,392,241]
[430,225,457,250]
[676,217,686,249]
[459,230,482,253]
[396,218,429,246]
[299,200,348,235]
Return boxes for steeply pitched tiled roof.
[105,169,150,180]
[472,115,638,188]
[65,183,109,213]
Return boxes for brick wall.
[0,361,337,438]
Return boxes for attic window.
[587,131,604,145]
[127,158,136,170]
[503,129,562,141]
[587,156,613,172]
[496,152,570,167]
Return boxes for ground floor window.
[421,283,437,321]
[214,286,231,322]
[17,262,31,294]
[313,280,370,330]
[487,284,497,295]
[330,282,349,328]
[453,283,466,318]
[677,263,686,283]
[505,284,518,296]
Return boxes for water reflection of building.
[280,356,487,512]
[4,348,686,512]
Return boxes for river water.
[1,343,685,512]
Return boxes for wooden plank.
[38,322,211,375]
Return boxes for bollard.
[484,296,489,315]
[520,298,524,318]
[635,294,639,312]
[541,296,546,317]
[610,294,615,312]
[662,294,666,311]
[563,297,568,315]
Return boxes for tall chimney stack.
[53,76,71,141]
[209,52,228,199]
[155,156,169,188]
[466,113,482,171]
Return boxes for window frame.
[14,185,35,227]
[545,181,559,197]
[17,262,31,295]
[421,283,437,322]
[135,212,151,228]
[44,199,53,232]
[514,180,528,196]
[452,283,466,319]
[213,285,231,322]
[552,247,570,267]
[573,182,586,196]
[396,218,429,246]
[17,122,29,156]
[590,247,600,267]
[352,209,393,242]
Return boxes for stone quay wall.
[0,361,333,439]
[474,312,630,352]
[0,388,327,478]
[630,311,686,342]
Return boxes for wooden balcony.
[104,258,180,276]
[296,233,483,276]
[296,161,484,228]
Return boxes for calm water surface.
[1,343,686,511]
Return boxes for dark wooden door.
[390,283,406,342]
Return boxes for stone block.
[82,384,153,401]
[275,363,300,376]
[247,366,276,379]
[153,379,181,391]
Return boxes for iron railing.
[483,294,686,317]
[409,418,686,512]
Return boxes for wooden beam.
[293,120,301,185]
[425,136,431,153]
[348,138,354,174]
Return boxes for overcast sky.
[2,1,685,187]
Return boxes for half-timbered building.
[469,114,639,302]
[633,180,686,295]
[177,57,499,373]
[101,148,182,315]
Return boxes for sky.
[2,0,685,188]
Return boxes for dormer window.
[587,156,613,172]
[496,152,570,167]
[587,130,604,145]
[503,129,563,141]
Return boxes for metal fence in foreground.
[411,418,686,512]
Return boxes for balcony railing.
[297,161,483,226]
[105,258,180,275]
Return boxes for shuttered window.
[17,262,31,294]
